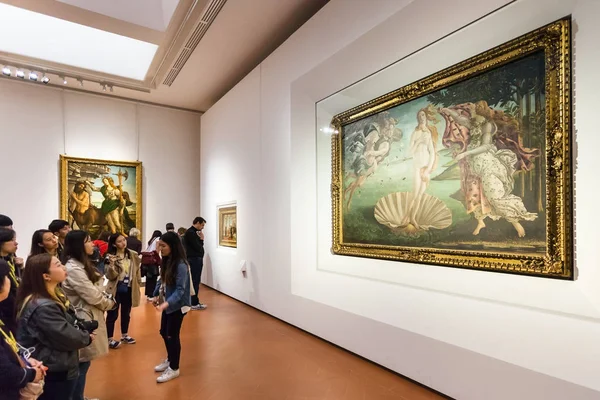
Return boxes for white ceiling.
[0,0,329,112]
[55,0,180,32]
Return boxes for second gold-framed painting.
[60,155,142,240]
[218,205,237,248]
[331,18,572,279]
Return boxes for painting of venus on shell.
[331,18,572,279]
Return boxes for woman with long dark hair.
[16,254,93,400]
[0,228,20,333]
[153,231,191,383]
[29,229,59,257]
[0,259,45,399]
[141,230,162,301]
[61,230,115,400]
[104,233,141,349]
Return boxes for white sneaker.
[191,304,207,310]
[157,367,180,383]
[154,359,169,373]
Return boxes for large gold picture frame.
[331,18,572,279]
[60,155,143,240]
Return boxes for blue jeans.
[72,361,91,400]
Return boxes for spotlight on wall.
[78,79,83,87]
[101,84,107,92]
[320,126,339,134]
[60,76,67,85]
[29,71,38,81]
[108,85,113,93]
[2,66,10,76]
[41,75,50,84]
[16,70,24,79]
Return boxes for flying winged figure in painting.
[438,100,540,237]
[343,113,402,210]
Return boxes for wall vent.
[162,0,227,86]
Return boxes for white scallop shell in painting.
[374,192,452,235]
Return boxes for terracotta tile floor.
[86,285,446,400]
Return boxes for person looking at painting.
[126,228,142,253]
[29,229,59,257]
[16,254,94,400]
[104,233,141,349]
[153,231,191,383]
[0,228,21,333]
[183,217,206,311]
[0,259,46,400]
[48,219,71,259]
[61,230,116,400]
[0,214,13,229]
[141,230,162,302]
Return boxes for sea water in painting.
[341,51,546,254]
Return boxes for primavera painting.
[60,155,142,240]
[331,18,572,278]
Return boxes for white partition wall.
[203,1,600,398]
[0,80,201,244]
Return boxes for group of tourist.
[0,214,207,400]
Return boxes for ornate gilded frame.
[59,155,143,238]
[331,18,572,279]
[218,205,237,248]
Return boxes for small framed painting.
[218,205,237,248]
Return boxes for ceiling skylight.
[0,3,159,81]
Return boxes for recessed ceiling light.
[16,70,24,78]
[42,75,50,84]
[29,71,38,81]
[1,66,10,76]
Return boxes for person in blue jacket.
[152,231,191,383]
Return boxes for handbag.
[20,380,44,400]
[117,279,129,294]
[141,250,160,266]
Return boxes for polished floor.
[86,285,445,400]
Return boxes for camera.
[76,319,99,333]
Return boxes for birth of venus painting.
[331,18,572,279]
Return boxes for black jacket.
[17,298,91,380]
[0,338,36,400]
[183,226,204,258]
[0,256,19,334]
[126,237,142,254]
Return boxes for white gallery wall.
[201,0,600,399]
[0,79,201,245]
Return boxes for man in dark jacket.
[183,217,206,310]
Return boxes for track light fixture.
[1,62,147,94]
